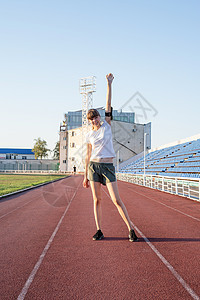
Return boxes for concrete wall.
[59,120,151,172]
[59,127,68,171]
[111,121,151,165]
[66,127,84,172]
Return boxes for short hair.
[87,109,100,120]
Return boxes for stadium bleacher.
[120,138,200,178]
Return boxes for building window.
[70,143,75,148]
[63,137,67,140]
[63,146,67,149]
[72,131,75,136]
[63,160,66,163]
[22,156,27,159]
[72,157,75,161]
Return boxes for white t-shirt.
[85,120,116,160]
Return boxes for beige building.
[59,120,151,172]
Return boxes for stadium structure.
[59,75,152,172]
[117,133,200,201]
[0,148,59,172]
[0,148,35,160]
[59,75,200,203]
[119,133,200,178]
[59,108,151,172]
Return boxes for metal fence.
[116,173,200,202]
[0,160,59,171]
[0,170,83,175]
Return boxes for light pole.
[144,132,148,181]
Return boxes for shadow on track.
[101,237,200,242]
[146,237,200,243]
[103,237,128,241]
[102,237,141,242]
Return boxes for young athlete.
[83,73,138,242]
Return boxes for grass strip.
[0,174,68,196]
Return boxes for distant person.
[73,165,76,175]
[83,73,138,242]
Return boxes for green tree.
[32,138,50,159]
[53,141,60,160]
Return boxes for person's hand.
[106,73,114,84]
[83,177,90,188]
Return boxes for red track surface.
[0,175,200,299]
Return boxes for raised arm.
[105,73,114,125]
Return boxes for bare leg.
[106,181,133,231]
[90,181,102,230]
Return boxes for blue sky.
[0,0,200,154]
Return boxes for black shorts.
[88,161,116,186]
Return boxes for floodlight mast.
[79,76,96,167]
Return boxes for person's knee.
[94,196,101,205]
[112,197,121,207]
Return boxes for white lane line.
[17,179,82,300]
[102,187,200,300]
[60,185,77,189]
[0,180,76,220]
[128,186,200,222]
[134,225,200,300]
[0,198,37,220]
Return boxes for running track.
[0,175,200,300]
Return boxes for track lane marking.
[134,225,200,300]
[126,185,200,222]
[102,187,200,300]
[0,198,38,220]
[17,179,82,300]
[0,178,75,220]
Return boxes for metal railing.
[116,173,200,202]
[0,170,82,175]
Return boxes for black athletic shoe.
[93,229,104,241]
[129,229,138,242]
